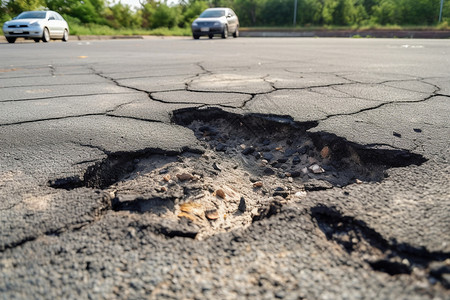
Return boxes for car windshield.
[16,12,47,19]
[199,10,225,18]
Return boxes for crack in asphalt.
[0,92,137,104]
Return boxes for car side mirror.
[49,17,55,20]
[227,14,232,18]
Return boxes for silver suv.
[191,8,239,39]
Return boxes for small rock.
[298,146,309,155]
[304,179,333,191]
[290,171,301,178]
[215,143,227,152]
[393,131,402,138]
[275,147,283,151]
[249,177,259,183]
[176,173,193,181]
[413,128,422,133]
[238,197,246,212]
[262,139,271,146]
[301,167,308,174]
[277,158,288,163]
[295,191,307,198]
[263,168,275,175]
[355,179,363,184]
[163,174,171,182]
[159,168,169,174]
[215,189,226,199]
[242,147,255,155]
[263,153,274,161]
[288,177,293,183]
[309,164,325,174]
[212,162,221,171]
[320,146,331,158]
[284,149,296,157]
[274,187,284,192]
[253,181,263,188]
[205,209,220,220]
[292,156,301,165]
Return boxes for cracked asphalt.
[1,38,449,299]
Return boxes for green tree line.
[1,0,449,30]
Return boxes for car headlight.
[214,22,220,26]
[192,22,198,26]
[29,21,41,26]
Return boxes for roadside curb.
[2,30,450,42]
[239,29,450,39]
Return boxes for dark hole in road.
[48,108,428,239]
[311,204,450,282]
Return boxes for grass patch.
[69,23,191,36]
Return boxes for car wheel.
[34,39,40,43]
[42,28,50,43]
[208,34,213,39]
[6,37,16,43]
[221,26,228,39]
[193,34,200,40]
[62,29,69,42]
[233,27,239,38]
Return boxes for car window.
[55,12,63,21]
[16,11,46,19]
[199,10,225,18]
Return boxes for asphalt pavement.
[0,37,449,299]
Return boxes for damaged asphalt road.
[0,38,449,299]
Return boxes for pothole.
[48,108,426,240]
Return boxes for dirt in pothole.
[100,109,424,240]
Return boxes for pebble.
[238,197,246,212]
[284,149,297,157]
[292,156,301,165]
[215,143,227,152]
[205,209,219,220]
[320,146,331,158]
[263,168,275,175]
[159,168,169,174]
[295,191,308,198]
[163,174,171,182]
[263,153,274,161]
[253,181,263,188]
[176,173,193,181]
[393,131,402,138]
[215,189,226,199]
[277,158,288,163]
[309,164,325,174]
[288,177,293,183]
[212,162,221,171]
[242,147,255,155]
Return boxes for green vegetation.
[1,0,449,36]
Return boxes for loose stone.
[253,181,263,188]
[238,197,246,212]
[205,209,220,220]
[163,174,171,182]
[263,168,275,175]
[320,146,331,159]
[292,156,301,165]
[215,189,226,199]
[213,162,221,171]
[215,143,227,151]
[176,173,194,181]
[295,191,307,198]
[242,147,255,155]
[309,164,325,174]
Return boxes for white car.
[3,11,69,43]
[191,8,239,39]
